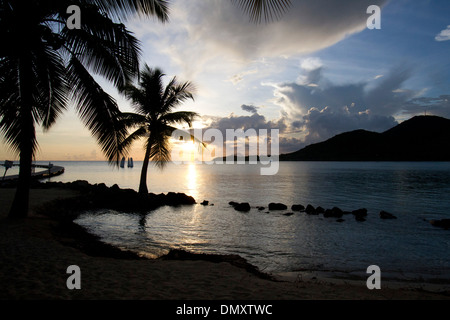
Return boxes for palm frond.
[119,125,148,156]
[0,88,22,155]
[162,80,195,114]
[92,0,170,22]
[67,56,128,165]
[120,112,148,127]
[140,65,165,110]
[32,45,68,130]
[121,84,149,114]
[148,131,171,169]
[160,111,198,127]
[61,5,141,89]
[231,0,291,23]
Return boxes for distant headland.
[280,115,450,161]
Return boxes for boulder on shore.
[268,203,287,210]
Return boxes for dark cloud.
[277,65,416,117]
[205,111,287,137]
[241,104,259,114]
[278,136,306,154]
[300,108,397,146]
[270,64,428,146]
[401,95,450,117]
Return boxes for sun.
[181,140,196,153]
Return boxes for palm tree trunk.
[138,136,152,195]
[8,54,34,219]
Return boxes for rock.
[200,200,209,206]
[268,203,287,210]
[305,204,317,215]
[72,180,91,190]
[234,202,251,212]
[283,212,294,216]
[332,207,343,217]
[229,201,250,212]
[430,219,450,229]
[324,207,343,218]
[352,208,367,218]
[315,206,325,214]
[353,209,367,222]
[165,192,197,205]
[291,204,305,211]
[257,206,265,211]
[380,210,397,219]
[336,218,345,222]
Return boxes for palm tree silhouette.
[0,0,169,218]
[119,65,198,195]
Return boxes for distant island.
[280,115,450,161]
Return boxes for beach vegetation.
[0,0,169,218]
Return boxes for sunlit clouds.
[1,0,449,161]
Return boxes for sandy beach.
[1,187,449,301]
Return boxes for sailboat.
[128,157,134,168]
[120,157,125,168]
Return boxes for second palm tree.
[120,65,198,194]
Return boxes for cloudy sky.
[1,0,450,161]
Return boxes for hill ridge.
[280,115,450,161]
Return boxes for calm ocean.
[24,161,450,281]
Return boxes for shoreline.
[1,183,450,299]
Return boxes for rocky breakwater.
[33,180,196,220]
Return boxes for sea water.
[34,161,450,281]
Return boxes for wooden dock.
[1,163,65,181]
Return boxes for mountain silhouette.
[280,115,450,161]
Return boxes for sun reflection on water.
[186,162,198,200]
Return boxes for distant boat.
[120,157,125,168]
[127,157,134,168]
